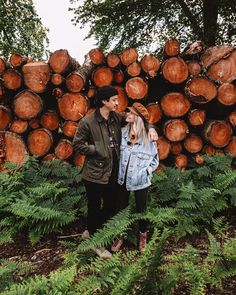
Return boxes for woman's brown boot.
[139,231,147,252]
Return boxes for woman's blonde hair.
[127,114,149,144]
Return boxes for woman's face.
[125,111,136,123]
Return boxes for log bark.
[229,111,236,127]
[55,139,73,160]
[188,109,206,126]
[29,118,40,129]
[164,119,189,142]
[204,120,232,148]
[40,110,59,131]
[162,57,189,84]
[183,133,203,153]
[13,90,43,120]
[62,121,78,138]
[206,50,236,83]
[125,77,148,99]
[10,54,28,68]
[140,54,160,77]
[9,119,28,134]
[66,53,94,92]
[161,92,191,118]
[74,154,85,166]
[114,70,125,84]
[175,154,188,170]
[120,48,138,66]
[225,137,236,157]
[170,142,182,155]
[146,103,162,124]
[186,61,202,76]
[127,62,141,77]
[51,73,65,86]
[164,39,180,57]
[57,93,89,121]
[114,86,128,112]
[27,128,53,157]
[157,136,170,160]
[217,83,236,106]
[48,49,79,74]
[22,61,51,93]
[89,48,105,65]
[107,53,120,68]
[201,45,235,68]
[185,76,217,104]
[0,106,12,130]
[3,69,22,90]
[92,66,113,87]
[3,131,28,164]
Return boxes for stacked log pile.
[0,41,236,169]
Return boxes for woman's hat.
[127,102,150,122]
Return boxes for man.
[73,86,157,258]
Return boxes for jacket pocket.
[86,159,105,179]
[137,153,151,168]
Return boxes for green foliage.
[149,154,236,239]
[70,0,236,52]
[0,0,49,58]
[0,157,86,244]
[160,232,236,294]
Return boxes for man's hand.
[148,128,158,141]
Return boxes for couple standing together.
[73,86,159,258]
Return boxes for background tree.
[0,0,49,59]
[70,0,236,53]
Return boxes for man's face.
[102,95,119,112]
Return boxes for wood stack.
[0,42,235,169]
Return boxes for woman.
[112,102,159,252]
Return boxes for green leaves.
[0,0,49,58]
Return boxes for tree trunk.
[92,66,113,87]
[204,120,232,148]
[66,53,95,92]
[10,53,28,68]
[114,86,128,112]
[0,106,12,130]
[40,110,59,131]
[161,92,191,117]
[107,53,120,68]
[48,49,80,74]
[4,131,28,164]
[125,77,148,99]
[89,48,105,65]
[157,136,170,160]
[27,128,53,157]
[23,61,51,93]
[140,54,160,77]
[120,48,138,66]
[3,69,22,90]
[185,76,217,104]
[164,119,189,142]
[217,83,236,106]
[162,57,189,84]
[164,39,180,57]
[62,121,78,138]
[203,0,218,46]
[57,93,89,121]
[183,133,203,153]
[51,73,65,86]
[127,62,141,77]
[9,119,28,134]
[13,90,43,120]
[55,139,73,160]
[146,103,162,124]
[188,109,206,126]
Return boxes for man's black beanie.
[95,86,118,106]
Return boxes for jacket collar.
[95,108,115,125]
